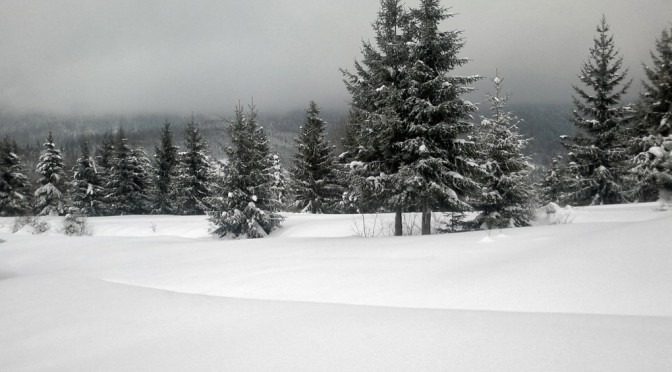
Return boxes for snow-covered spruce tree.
[398,0,482,234]
[153,120,179,214]
[341,0,412,234]
[471,75,535,229]
[0,138,31,216]
[539,155,574,206]
[208,104,282,238]
[342,0,482,235]
[33,132,67,216]
[172,119,211,215]
[69,140,103,216]
[629,27,672,202]
[289,101,341,213]
[94,132,115,215]
[105,128,152,215]
[563,16,632,206]
[270,154,289,210]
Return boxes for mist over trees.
[0,2,670,238]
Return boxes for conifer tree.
[289,101,341,213]
[630,27,672,202]
[395,0,482,234]
[33,132,66,215]
[563,16,632,206]
[539,155,573,206]
[270,154,288,210]
[173,119,211,215]
[69,140,103,216]
[153,120,179,214]
[472,75,535,229]
[94,133,115,215]
[209,104,282,238]
[342,0,412,233]
[0,138,31,216]
[342,0,482,235]
[105,128,152,215]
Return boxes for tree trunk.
[394,207,402,236]
[421,203,431,235]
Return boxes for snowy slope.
[0,203,671,371]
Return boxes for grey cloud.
[0,0,669,115]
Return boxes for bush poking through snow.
[12,216,50,234]
[61,214,92,237]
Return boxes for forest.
[0,0,670,239]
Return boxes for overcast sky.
[0,0,670,115]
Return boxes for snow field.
[0,202,671,371]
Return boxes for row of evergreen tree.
[1,0,670,239]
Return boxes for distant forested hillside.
[0,103,569,173]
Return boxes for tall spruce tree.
[33,132,66,215]
[630,27,672,202]
[342,0,481,235]
[0,138,31,216]
[153,120,179,214]
[563,16,632,206]
[289,101,341,213]
[341,0,411,234]
[472,75,535,229]
[209,104,282,238]
[105,128,152,215]
[69,140,103,216]
[173,119,211,215]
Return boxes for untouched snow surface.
[1,203,671,371]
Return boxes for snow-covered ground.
[1,203,671,371]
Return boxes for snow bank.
[0,203,671,371]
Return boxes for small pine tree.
[563,16,632,206]
[209,104,282,238]
[539,155,573,206]
[33,132,67,216]
[270,154,289,210]
[629,27,672,202]
[0,138,31,216]
[289,101,341,213]
[172,119,212,215]
[472,74,536,229]
[94,133,115,215]
[69,140,103,216]
[153,120,179,214]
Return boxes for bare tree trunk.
[421,203,431,235]
[394,207,403,236]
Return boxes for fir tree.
[0,138,31,216]
[471,74,535,229]
[33,132,66,216]
[105,128,152,215]
[629,27,672,202]
[270,154,288,210]
[69,140,103,216]
[396,0,482,234]
[342,0,482,235]
[153,120,179,214]
[539,155,573,206]
[563,16,632,206]
[209,104,282,238]
[289,101,341,213]
[173,119,211,215]
[94,133,115,215]
[341,0,412,234]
